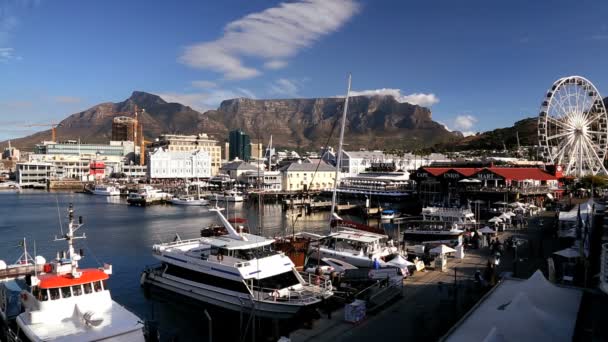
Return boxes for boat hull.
[92,190,120,196]
[169,199,209,206]
[403,230,463,243]
[141,271,312,319]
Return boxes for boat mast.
[329,73,352,228]
[54,204,86,267]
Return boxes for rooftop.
[279,161,336,172]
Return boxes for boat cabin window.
[61,286,72,298]
[253,270,300,290]
[93,281,102,292]
[83,282,92,294]
[72,285,82,296]
[49,288,60,300]
[102,280,109,290]
[33,287,48,301]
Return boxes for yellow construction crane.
[25,122,62,142]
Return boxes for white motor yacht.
[141,208,333,319]
[91,184,120,196]
[170,196,209,206]
[213,190,244,202]
[127,186,169,206]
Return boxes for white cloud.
[461,131,476,137]
[343,88,440,107]
[0,47,15,61]
[180,0,359,79]
[158,88,256,112]
[264,60,288,70]
[453,114,478,130]
[53,96,81,104]
[269,78,300,97]
[191,80,218,89]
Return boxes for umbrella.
[528,204,537,208]
[488,217,503,223]
[553,247,580,259]
[493,201,508,205]
[505,211,517,217]
[430,244,457,255]
[459,178,481,183]
[479,226,496,234]
[509,202,523,208]
[498,213,511,220]
[471,199,486,204]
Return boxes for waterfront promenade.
[290,212,556,342]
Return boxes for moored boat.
[141,207,333,319]
[91,184,120,196]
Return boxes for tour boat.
[169,196,209,206]
[91,184,120,196]
[309,228,404,269]
[213,190,244,202]
[140,207,333,319]
[5,204,146,341]
[127,186,169,206]
[421,207,476,226]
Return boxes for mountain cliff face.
[3,91,461,150]
[203,95,461,149]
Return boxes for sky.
[2,0,608,141]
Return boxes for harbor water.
[0,191,401,341]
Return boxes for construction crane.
[25,122,62,142]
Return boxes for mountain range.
[1,91,463,151]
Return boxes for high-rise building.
[112,116,137,142]
[250,142,263,160]
[148,133,222,175]
[229,129,251,161]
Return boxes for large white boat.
[141,208,333,319]
[212,190,244,202]
[127,186,169,206]
[3,204,146,341]
[91,184,120,196]
[421,207,476,225]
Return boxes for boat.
[91,184,120,196]
[380,209,397,220]
[3,204,146,341]
[0,181,20,191]
[141,207,333,319]
[308,228,402,268]
[212,190,244,202]
[169,196,209,206]
[421,206,476,225]
[127,185,170,206]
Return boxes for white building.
[219,160,260,180]
[148,148,211,179]
[28,154,124,181]
[339,150,452,178]
[122,164,147,180]
[241,170,282,191]
[16,162,54,187]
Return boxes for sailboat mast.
[329,74,352,225]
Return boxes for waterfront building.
[339,150,451,177]
[34,140,136,158]
[148,133,222,176]
[15,161,54,187]
[279,160,336,192]
[122,163,147,180]
[111,116,138,141]
[229,129,251,161]
[2,141,20,161]
[219,159,259,180]
[241,170,282,191]
[147,148,211,179]
[28,153,124,181]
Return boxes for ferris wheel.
[538,76,608,177]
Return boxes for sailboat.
[170,180,209,206]
[305,75,407,269]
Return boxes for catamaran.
[140,207,333,318]
[0,204,146,341]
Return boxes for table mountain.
[3,91,462,150]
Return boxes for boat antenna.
[55,195,64,235]
[54,203,86,267]
[329,73,352,230]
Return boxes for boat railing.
[155,237,203,249]
[0,264,42,280]
[253,273,332,304]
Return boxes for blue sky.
[2,0,608,140]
